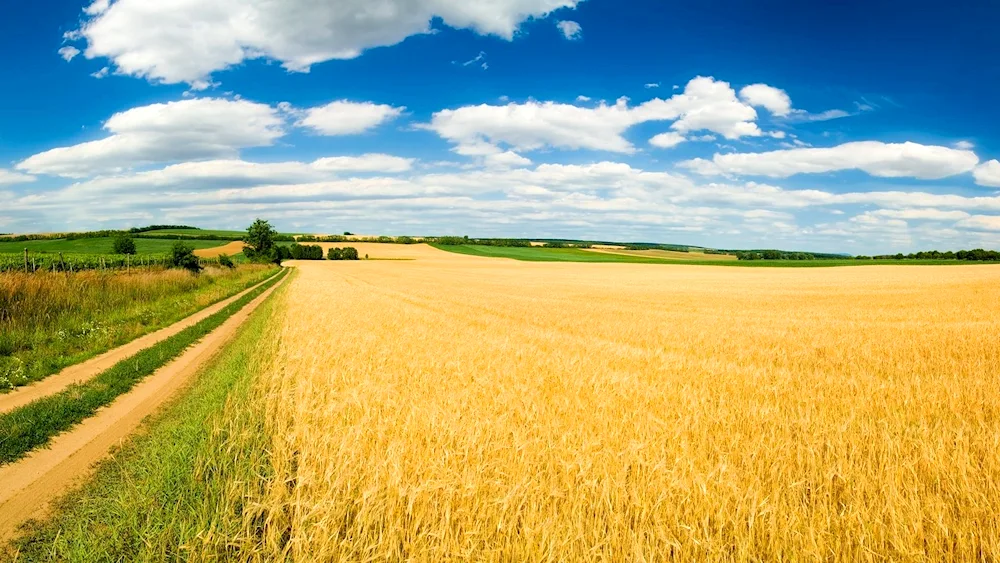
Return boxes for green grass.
[0,268,286,466]
[0,237,229,255]
[1,265,277,391]
[5,273,288,561]
[431,245,987,267]
[6,274,294,562]
[144,228,305,238]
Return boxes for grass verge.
[5,270,289,561]
[0,268,287,466]
[1,265,277,391]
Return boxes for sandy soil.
[0,274,287,541]
[193,241,246,258]
[0,274,279,415]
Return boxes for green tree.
[112,234,136,255]
[170,242,202,273]
[243,219,277,260]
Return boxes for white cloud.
[649,132,685,149]
[90,66,110,79]
[426,76,782,157]
[0,169,36,186]
[485,151,532,169]
[75,0,583,87]
[957,215,1000,232]
[786,109,851,122]
[557,20,582,40]
[954,140,975,150]
[312,154,414,173]
[425,98,639,154]
[295,101,404,136]
[576,95,591,102]
[17,98,284,178]
[58,46,81,62]
[739,84,792,116]
[644,83,660,89]
[635,76,762,139]
[682,141,980,180]
[973,160,1000,188]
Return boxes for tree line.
[857,249,1000,261]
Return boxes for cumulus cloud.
[425,76,786,157]
[73,0,583,87]
[973,160,1000,188]
[681,141,980,180]
[557,20,582,40]
[58,46,81,62]
[649,132,685,149]
[295,101,404,136]
[0,169,36,185]
[312,154,414,173]
[16,98,284,178]
[739,84,792,116]
[635,76,762,139]
[425,98,639,154]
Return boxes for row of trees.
[737,250,817,261]
[859,249,1000,261]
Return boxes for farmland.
[0,237,228,255]
[10,245,1000,560]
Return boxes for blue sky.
[2,0,999,253]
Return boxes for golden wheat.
[251,248,1000,561]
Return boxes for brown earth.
[193,241,246,258]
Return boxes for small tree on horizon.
[112,233,137,255]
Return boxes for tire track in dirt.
[0,273,288,542]
[0,273,279,415]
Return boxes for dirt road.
[0,274,279,415]
[0,274,286,541]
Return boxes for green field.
[0,237,228,255]
[431,244,977,267]
[142,228,305,238]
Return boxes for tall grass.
[0,265,275,391]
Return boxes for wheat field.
[248,247,1000,561]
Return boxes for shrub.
[289,244,324,260]
[218,253,235,268]
[170,242,202,273]
[327,247,360,261]
[112,234,137,255]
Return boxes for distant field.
[0,237,228,255]
[429,244,681,263]
[142,228,305,238]
[585,248,738,261]
[431,244,972,266]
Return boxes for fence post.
[24,248,28,273]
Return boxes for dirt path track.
[0,273,278,415]
[0,273,286,542]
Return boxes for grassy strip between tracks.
[0,268,287,466]
[7,269,289,561]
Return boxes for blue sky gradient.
[2,0,999,253]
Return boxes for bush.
[218,253,235,268]
[112,234,137,255]
[327,247,360,261]
[170,242,202,273]
[289,244,324,260]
